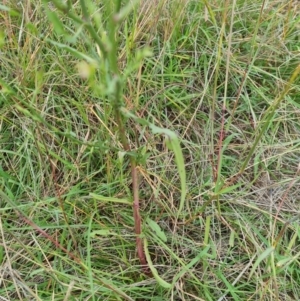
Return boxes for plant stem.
[107,1,150,274]
[114,107,150,275]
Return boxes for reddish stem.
[15,209,81,264]
[131,161,151,275]
[115,109,150,275]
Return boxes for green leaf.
[217,270,240,301]
[26,23,38,35]
[0,4,12,11]
[229,230,235,247]
[276,257,292,267]
[0,30,4,48]
[172,245,210,285]
[45,9,65,35]
[147,218,167,242]
[249,246,275,278]
[90,193,132,205]
[90,230,117,237]
[43,0,68,11]
[149,125,186,216]
[144,238,171,288]
[114,0,140,23]
[216,133,237,192]
[204,215,211,245]
[0,246,3,265]
[0,166,13,181]
[15,105,43,123]
[46,39,98,64]
[0,4,20,16]
[218,182,242,194]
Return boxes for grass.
[0,0,300,300]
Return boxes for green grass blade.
[144,238,172,289]
[249,246,275,279]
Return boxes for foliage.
[0,0,300,300]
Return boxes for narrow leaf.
[114,0,140,23]
[90,230,117,237]
[218,183,242,194]
[249,247,275,278]
[45,9,65,35]
[46,39,97,63]
[0,4,19,15]
[90,193,131,205]
[147,218,167,242]
[172,245,210,285]
[144,238,172,288]
[276,257,292,267]
[150,125,186,216]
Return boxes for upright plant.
[43,0,186,276]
